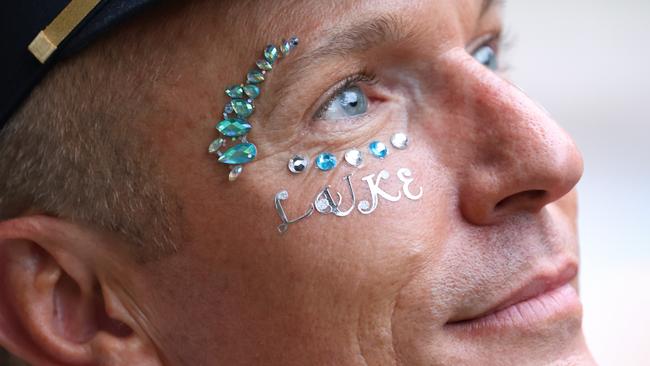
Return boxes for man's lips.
[445,260,581,332]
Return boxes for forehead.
[160,0,498,97]
[175,0,493,50]
[241,0,489,40]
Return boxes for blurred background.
[2,1,649,365]
[505,1,650,365]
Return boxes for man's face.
[122,0,591,364]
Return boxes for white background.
[504,1,650,365]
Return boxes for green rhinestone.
[208,138,224,154]
[264,45,279,64]
[230,98,254,117]
[280,37,299,55]
[247,69,265,84]
[280,41,291,55]
[243,84,260,99]
[225,84,244,98]
[218,143,257,165]
[256,59,273,71]
[216,118,252,137]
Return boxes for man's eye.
[318,85,369,120]
[472,44,498,71]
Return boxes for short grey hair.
[0,19,179,259]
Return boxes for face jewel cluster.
[208,36,299,181]
[287,132,410,174]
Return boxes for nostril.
[495,189,548,211]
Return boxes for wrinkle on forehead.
[240,0,502,107]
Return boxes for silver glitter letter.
[275,190,314,234]
[358,170,402,215]
[314,175,356,217]
[397,168,423,200]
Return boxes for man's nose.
[438,49,584,225]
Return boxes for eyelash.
[313,72,378,120]
[312,32,510,120]
[482,31,514,72]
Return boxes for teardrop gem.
[230,98,254,117]
[243,84,260,99]
[280,37,299,55]
[264,45,279,64]
[218,143,257,165]
[225,85,244,98]
[280,42,291,55]
[229,165,243,181]
[216,118,252,137]
[256,59,272,71]
[247,69,265,84]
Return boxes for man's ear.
[0,215,163,366]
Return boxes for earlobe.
[0,239,54,365]
[1,238,96,364]
[0,216,164,366]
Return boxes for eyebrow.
[270,0,501,108]
[299,14,411,61]
[271,14,412,105]
[290,0,501,67]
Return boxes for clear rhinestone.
[358,200,370,211]
[208,138,224,154]
[390,133,409,150]
[288,155,309,174]
[344,149,364,167]
[224,104,234,114]
[277,191,289,200]
[315,199,330,212]
[229,165,243,181]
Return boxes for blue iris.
[321,85,368,120]
[472,45,498,71]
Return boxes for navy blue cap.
[0,0,161,130]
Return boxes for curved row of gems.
[287,132,410,174]
[209,37,299,181]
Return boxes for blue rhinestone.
[225,85,244,98]
[280,37,299,55]
[247,69,265,84]
[230,98,254,117]
[369,141,388,159]
[256,59,273,71]
[264,45,279,64]
[243,84,260,99]
[315,152,337,171]
[216,118,252,137]
[218,143,257,165]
